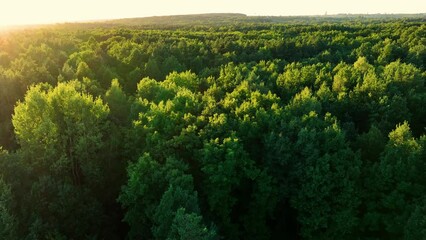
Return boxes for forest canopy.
[0,14,425,239]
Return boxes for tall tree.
[12,81,110,238]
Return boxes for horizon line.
[1,11,425,29]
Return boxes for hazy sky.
[1,0,425,26]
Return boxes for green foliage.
[145,57,162,80]
[105,79,130,124]
[11,81,111,238]
[119,154,215,239]
[405,197,426,240]
[0,16,424,240]
[162,56,185,76]
[13,81,109,181]
[383,60,424,94]
[168,208,217,240]
[291,121,361,239]
[0,178,16,240]
[118,153,164,238]
[199,136,258,238]
[153,185,200,239]
[276,62,318,99]
[163,71,200,92]
[361,123,425,238]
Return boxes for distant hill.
[7,13,425,32]
[99,12,426,28]
[101,13,263,28]
[107,13,249,26]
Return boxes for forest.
[0,13,425,239]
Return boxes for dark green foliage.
[199,136,258,238]
[168,208,217,240]
[0,16,424,240]
[119,154,216,239]
[361,123,425,239]
[0,177,16,239]
[405,197,426,240]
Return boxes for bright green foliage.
[107,40,144,66]
[276,63,318,99]
[76,61,95,80]
[163,71,200,92]
[13,81,109,183]
[105,79,130,124]
[286,87,322,116]
[332,63,360,93]
[130,77,203,160]
[11,81,110,238]
[354,56,374,73]
[383,60,424,94]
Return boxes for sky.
[0,0,425,26]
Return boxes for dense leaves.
[0,15,425,239]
